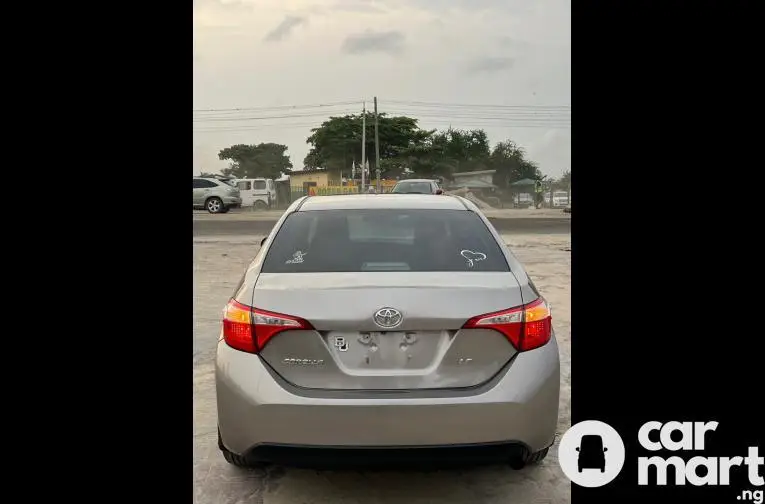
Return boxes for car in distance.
[390,178,443,194]
[215,194,559,469]
[193,177,242,214]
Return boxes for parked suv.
[193,177,242,213]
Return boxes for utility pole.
[361,102,366,192]
[374,96,381,193]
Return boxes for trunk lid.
[254,272,523,390]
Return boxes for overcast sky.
[193,0,570,177]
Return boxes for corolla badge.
[373,308,403,329]
[282,358,324,366]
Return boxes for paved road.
[193,216,570,236]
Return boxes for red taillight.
[462,298,552,352]
[222,299,312,354]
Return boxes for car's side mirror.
[260,237,267,247]
[603,447,608,452]
[435,189,443,195]
[575,447,580,452]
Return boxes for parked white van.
[233,178,276,209]
[543,191,570,208]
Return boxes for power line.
[191,99,571,132]
[194,120,570,133]
[384,99,570,110]
[194,122,329,132]
[384,110,569,121]
[192,100,363,113]
[193,109,360,122]
[193,108,569,124]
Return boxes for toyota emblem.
[373,308,403,329]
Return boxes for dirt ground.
[193,233,571,504]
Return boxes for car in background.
[216,194,559,470]
[391,179,443,195]
[552,191,569,208]
[193,177,242,213]
[234,178,276,209]
[563,204,571,213]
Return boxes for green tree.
[489,140,543,188]
[199,171,220,178]
[218,143,292,179]
[397,127,491,179]
[304,113,432,178]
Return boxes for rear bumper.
[215,336,560,457]
[223,196,242,207]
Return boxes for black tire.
[509,446,549,469]
[222,449,251,467]
[206,197,224,214]
[526,447,550,465]
[254,200,268,211]
[218,431,254,468]
[220,206,230,214]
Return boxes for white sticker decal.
[285,251,307,264]
[460,249,487,268]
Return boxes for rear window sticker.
[460,249,487,268]
[285,250,308,264]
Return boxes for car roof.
[298,194,467,211]
[394,179,435,183]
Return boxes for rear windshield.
[261,209,510,273]
[391,182,432,194]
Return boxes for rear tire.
[510,447,549,470]
[526,447,550,465]
[254,200,268,211]
[222,449,251,467]
[218,430,266,468]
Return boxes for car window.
[253,180,267,190]
[392,181,434,194]
[261,209,510,273]
[237,181,251,190]
[194,179,218,188]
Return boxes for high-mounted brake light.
[222,299,312,354]
[462,298,552,352]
